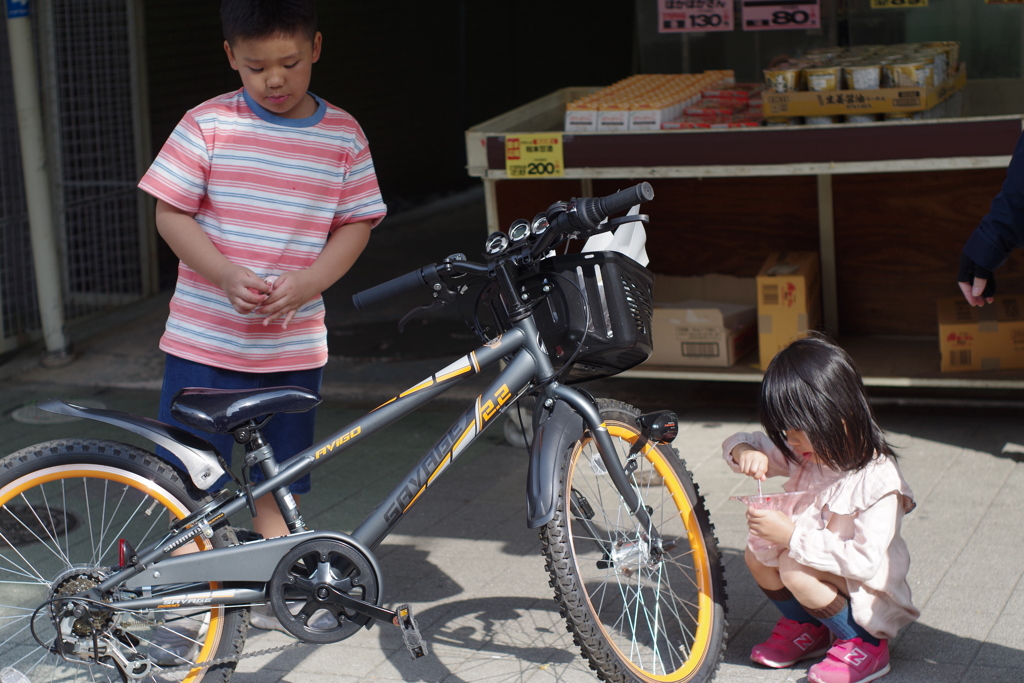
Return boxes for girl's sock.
[806,594,880,646]
[761,586,821,626]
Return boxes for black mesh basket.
[519,251,655,384]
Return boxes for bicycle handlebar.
[352,182,654,313]
[352,267,432,312]
[599,182,655,218]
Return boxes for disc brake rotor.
[268,538,380,644]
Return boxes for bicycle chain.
[154,636,311,675]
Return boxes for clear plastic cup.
[730,490,809,515]
[731,491,811,554]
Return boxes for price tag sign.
[658,0,734,33]
[6,0,29,19]
[742,0,820,30]
[505,134,564,178]
[871,0,928,7]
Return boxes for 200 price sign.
[505,134,564,178]
[658,0,733,33]
[742,0,820,30]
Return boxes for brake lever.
[398,299,449,333]
[593,213,649,235]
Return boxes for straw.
[758,479,762,497]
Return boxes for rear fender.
[36,399,228,491]
[526,399,583,529]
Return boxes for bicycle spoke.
[3,502,72,571]
[21,490,73,569]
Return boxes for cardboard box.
[648,274,757,367]
[762,63,966,118]
[757,252,821,370]
[937,296,1024,372]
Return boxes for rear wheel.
[541,400,727,683]
[0,439,247,683]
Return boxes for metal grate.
[48,0,150,313]
[0,0,152,353]
[0,22,39,353]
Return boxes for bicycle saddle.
[171,386,323,435]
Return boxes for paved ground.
[3,191,1024,682]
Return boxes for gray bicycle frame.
[94,313,655,607]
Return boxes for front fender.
[526,400,583,529]
[37,399,228,490]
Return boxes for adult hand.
[957,253,995,307]
[747,508,795,547]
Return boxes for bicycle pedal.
[393,604,427,659]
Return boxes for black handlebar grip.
[352,268,429,312]
[598,182,655,217]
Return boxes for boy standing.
[140,0,385,545]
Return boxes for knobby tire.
[540,399,727,683]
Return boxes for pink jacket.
[723,431,919,639]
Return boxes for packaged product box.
[564,100,599,132]
[596,103,631,132]
[757,252,822,370]
[937,296,1024,372]
[648,274,757,367]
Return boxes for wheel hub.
[610,537,657,576]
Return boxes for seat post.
[242,425,307,534]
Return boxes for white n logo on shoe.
[793,633,816,651]
[843,647,869,667]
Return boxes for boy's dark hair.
[759,332,893,472]
[221,0,318,46]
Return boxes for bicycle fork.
[541,384,680,571]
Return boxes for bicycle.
[0,182,727,683]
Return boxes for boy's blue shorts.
[156,353,323,495]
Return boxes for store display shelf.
[466,80,1024,182]
[465,79,1024,392]
[624,336,1024,389]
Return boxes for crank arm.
[321,590,426,659]
[323,585,396,624]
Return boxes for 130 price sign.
[742,0,820,30]
[658,0,733,33]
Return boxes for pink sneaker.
[807,638,890,683]
[750,618,832,668]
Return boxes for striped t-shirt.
[139,88,386,373]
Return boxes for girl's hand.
[219,265,271,314]
[747,508,795,547]
[259,270,318,329]
[732,444,769,481]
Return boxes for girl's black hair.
[759,332,893,471]
[221,0,318,46]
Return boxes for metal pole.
[6,0,71,362]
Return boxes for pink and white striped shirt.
[139,88,386,373]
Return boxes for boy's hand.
[219,265,272,314]
[259,270,319,329]
[747,508,795,547]
[732,444,769,481]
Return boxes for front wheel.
[541,399,727,683]
[0,439,247,683]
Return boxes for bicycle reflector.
[118,538,138,569]
[637,411,679,444]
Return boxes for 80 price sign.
[742,0,820,31]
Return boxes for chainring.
[268,538,380,644]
